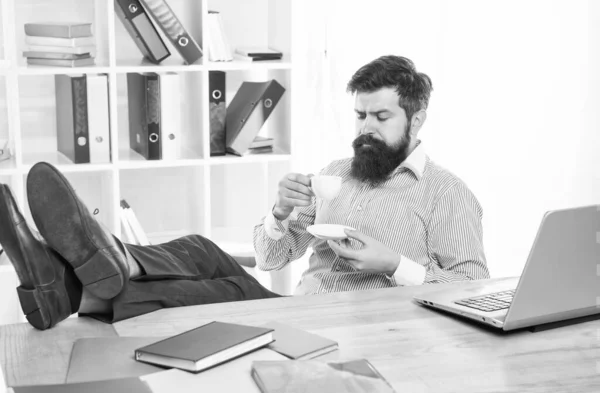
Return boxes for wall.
[292,0,600,278]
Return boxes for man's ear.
[410,110,427,136]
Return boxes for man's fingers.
[286,173,313,187]
[327,240,358,260]
[281,188,312,201]
[344,228,370,244]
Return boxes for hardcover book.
[25,44,95,55]
[27,57,95,67]
[209,71,226,156]
[24,22,93,38]
[115,0,170,64]
[225,79,285,156]
[134,321,274,373]
[262,321,338,360]
[25,35,95,47]
[139,0,203,64]
[127,72,161,160]
[55,74,90,163]
[22,51,91,60]
[251,359,396,393]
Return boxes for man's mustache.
[352,135,386,150]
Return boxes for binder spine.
[72,76,90,163]
[127,73,149,159]
[146,74,161,160]
[209,71,226,156]
[115,0,170,64]
[139,0,203,64]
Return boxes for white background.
[292,0,600,279]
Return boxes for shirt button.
[357,205,362,211]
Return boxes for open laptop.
[413,204,600,331]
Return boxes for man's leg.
[23,161,281,327]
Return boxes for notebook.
[251,359,396,393]
[67,337,166,383]
[134,321,274,373]
[262,321,338,360]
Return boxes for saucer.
[307,224,355,241]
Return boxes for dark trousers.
[84,234,283,323]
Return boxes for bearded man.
[254,55,490,294]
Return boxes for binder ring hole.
[168,134,175,140]
[264,99,273,108]
[179,37,189,46]
[212,90,222,100]
[149,133,159,143]
[128,4,138,13]
[77,137,87,147]
[95,136,103,143]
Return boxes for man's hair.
[346,55,433,123]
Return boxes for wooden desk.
[1,277,599,392]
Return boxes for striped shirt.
[253,141,490,295]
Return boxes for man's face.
[350,87,412,186]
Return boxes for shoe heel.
[16,286,50,330]
[75,248,125,299]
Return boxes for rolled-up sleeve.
[253,202,316,271]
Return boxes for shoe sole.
[27,163,125,300]
[0,185,57,329]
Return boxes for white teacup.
[310,175,342,200]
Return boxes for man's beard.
[350,128,411,187]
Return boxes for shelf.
[17,63,112,76]
[205,57,293,71]
[112,57,293,73]
[208,152,292,165]
[114,57,205,74]
[117,148,205,169]
[21,151,113,173]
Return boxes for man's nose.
[360,117,376,135]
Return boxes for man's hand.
[327,228,400,275]
[272,173,314,221]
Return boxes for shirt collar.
[394,140,426,180]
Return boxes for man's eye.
[356,113,366,119]
[377,116,389,122]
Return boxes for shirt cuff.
[264,210,291,240]
[390,255,426,286]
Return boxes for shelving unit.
[0,0,299,316]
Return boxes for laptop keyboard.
[454,289,515,312]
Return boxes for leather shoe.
[27,162,129,300]
[0,184,81,330]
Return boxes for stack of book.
[234,47,283,62]
[23,22,96,67]
[206,10,233,61]
[248,136,274,154]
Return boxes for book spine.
[71,76,90,163]
[145,74,161,160]
[139,0,203,64]
[209,71,226,156]
[114,0,170,64]
[24,23,92,38]
[25,35,95,47]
